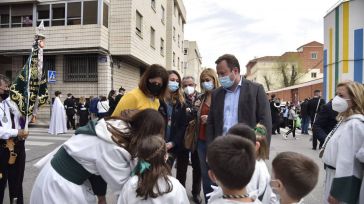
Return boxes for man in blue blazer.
[206,54,272,146]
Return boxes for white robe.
[117,175,189,204]
[31,119,134,204]
[48,97,67,135]
[322,114,364,204]
[208,160,278,204]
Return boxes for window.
[178,15,181,25]
[151,0,156,11]
[311,72,317,78]
[177,57,180,69]
[37,5,50,27]
[11,4,33,28]
[161,6,165,24]
[52,4,65,26]
[178,34,180,47]
[64,55,98,82]
[0,6,10,28]
[83,1,98,25]
[311,52,318,59]
[136,11,142,36]
[160,38,164,56]
[173,27,176,41]
[67,2,81,25]
[181,61,183,70]
[181,41,183,52]
[182,23,184,32]
[184,48,188,55]
[150,27,155,48]
[103,3,109,28]
[23,55,55,73]
[173,52,175,66]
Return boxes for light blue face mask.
[219,73,235,88]
[168,81,179,92]
[202,81,214,91]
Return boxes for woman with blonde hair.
[194,68,220,201]
[321,80,364,204]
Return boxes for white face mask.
[184,86,195,95]
[332,95,350,113]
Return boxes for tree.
[278,59,305,88]
[263,74,272,91]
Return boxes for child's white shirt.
[117,175,189,204]
[207,160,279,204]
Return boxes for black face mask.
[147,82,163,96]
[0,90,10,100]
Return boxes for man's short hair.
[271,94,276,99]
[207,135,256,190]
[227,123,256,143]
[314,90,321,94]
[215,54,240,73]
[67,93,72,97]
[182,76,195,83]
[119,87,125,92]
[55,91,62,96]
[0,74,10,86]
[272,152,319,200]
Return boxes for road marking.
[26,141,54,146]
[28,136,70,141]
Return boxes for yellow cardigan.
[112,87,160,117]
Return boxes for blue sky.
[184,0,340,73]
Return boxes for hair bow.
[131,160,151,176]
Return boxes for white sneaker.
[283,135,288,140]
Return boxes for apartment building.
[183,40,202,84]
[246,41,324,91]
[0,0,186,98]
[165,0,186,73]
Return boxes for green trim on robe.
[331,176,362,204]
[75,120,98,136]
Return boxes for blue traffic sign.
[48,70,56,83]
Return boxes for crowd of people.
[0,53,364,204]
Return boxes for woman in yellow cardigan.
[112,64,169,116]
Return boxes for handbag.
[184,120,196,151]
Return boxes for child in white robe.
[207,135,261,204]
[230,123,277,203]
[31,109,165,204]
[118,136,189,204]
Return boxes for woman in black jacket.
[158,70,187,176]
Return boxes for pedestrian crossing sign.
[48,70,56,83]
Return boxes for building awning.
[0,0,38,4]
[0,47,109,56]
[266,78,323,93]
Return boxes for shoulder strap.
[313,99,321,124]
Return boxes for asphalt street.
[2,127,325,204]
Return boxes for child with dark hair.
[271,152,319,204]
[224,123,275,203]
[118,135,189,204]
[207,135,260,203]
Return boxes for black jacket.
[64,97,76,116]
[206,78,272,145]
[313,101,338,140]
[300,100,309,117]
[159,99,187,153]
[307,97,326,122]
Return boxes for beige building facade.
[246,41,324,91]
[0,0,187,97]
[183,40,202,85]
[165,0,186,73]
